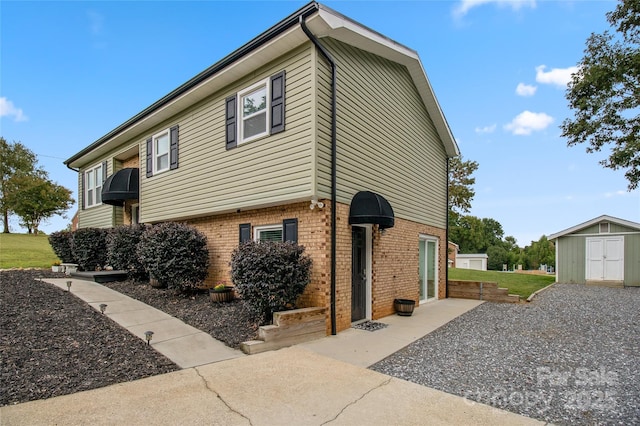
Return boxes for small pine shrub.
[230,241,312,324]
[137,222,209,290]
[48,231,76,263]
[73,228,108,271]
[106,224,148,281]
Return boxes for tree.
[561,0,640,190]
[449,215,505,253]
[0,138,40,232]
[448,155,479,221]
[11,174,74,235]
[524,235,555,270]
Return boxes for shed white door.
[586,237,624,281]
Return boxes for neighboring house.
[63,2,459,334]
[447,241,459,268]
[549,215,640,287]
[454,254,488,271]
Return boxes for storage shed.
[455,253,488,271]
[549,215,640,287]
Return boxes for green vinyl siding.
[315,39,447,228]
[77,159,115,228]
[556,237,586,284]
[624,234,640,286]
[140,45,315,223]
[556,231,640,286]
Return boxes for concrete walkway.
[0,278,545,425]
[41,278,244,368]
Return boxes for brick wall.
[187,201,332,329]
[184,200,446,335]
[369,219,447,321]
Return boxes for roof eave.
[549,214,640,240]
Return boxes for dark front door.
[351,226,367,322]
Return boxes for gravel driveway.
[371,284,640,425]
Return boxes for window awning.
[101,168,139,206]
[348,191,395,229]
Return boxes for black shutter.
[170,125,179,170]
[81,171,86,210]
[270,71,285,134]
[239,223,251,243]
[225,95,237,150]
[283,218,298,243]
[146,137,153,178]
[102,161,108,182]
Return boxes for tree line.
[448,156,555,271]
[0,138,74,234]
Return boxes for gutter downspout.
[300,15,338,335]
[445,158,449,298]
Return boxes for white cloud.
[87,10,104,35]
[0,97,28,122]
[535,65,579,87]
[516,83,537,97]
[475,124,497,134]
[454,0,536,17]
[604,190,627,198]
[504,110,553,135]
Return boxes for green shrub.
[230,241,312,324]
[137,222,209,290]
[48,231,76,263]
[106,224,148,280]
[73,228,108,271]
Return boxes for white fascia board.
[548,214,640,240]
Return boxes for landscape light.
[66,281,72,292]
[99,304,107,314]
[145,331,154,345]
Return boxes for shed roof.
[548,215,640,240]
[456,253,488,259]
[65,1,459,169]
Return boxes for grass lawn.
[448,268,555,299]
[0,233,60,269]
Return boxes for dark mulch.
[1,270,260,407]
[100,280,259,349]
[0,269,179,407]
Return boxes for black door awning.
[101,168,139,206]
[348,191,395,229]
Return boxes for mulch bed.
[0,270,259,407]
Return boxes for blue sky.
[2,0,638,246]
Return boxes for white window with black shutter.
[83,161,107,209]
[146,125,179,178]
[239,218,298,243]
[226,71,285,150]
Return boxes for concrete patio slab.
[300,297,483,367]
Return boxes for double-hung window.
[225,71,285,150]
[239,80,269,143]
[153,129,170,174]
[146,125,179,178]
[85,163,104,208]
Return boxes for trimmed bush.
[48,231,76,263]
[137,222,209,290]
[106,224,148,280]
[73,228,109,271]
[230,241,312,324]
